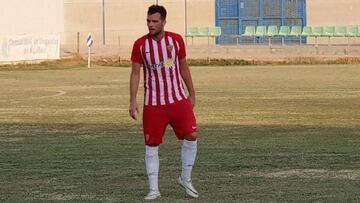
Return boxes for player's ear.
[163,20,166,26]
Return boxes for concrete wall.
[0,0,63,62]
[62,0,360,55]
[2,0,360,60]
[8,0,355,47]
[63,0,215,50]
[307,0,360,26]
[307,0,360,44]
[0,0,64,35]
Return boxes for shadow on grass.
[1,123,359,202]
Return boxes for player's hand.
[188,95,195,109]
[129,101,139,120]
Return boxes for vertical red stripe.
[148,38,160,106]
[140,43,148,105]
[164,35,177,102]
[173,40,187,99]
[144,39,152,106]
[140,44,146,93]
[157,39,169,105]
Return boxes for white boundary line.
[26,90,66,100]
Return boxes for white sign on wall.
[0,34,60,62]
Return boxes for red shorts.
[143,99,197,146]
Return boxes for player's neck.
[150,30,166,41]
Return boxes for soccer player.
[129,4,199,200]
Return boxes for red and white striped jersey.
[131,31,187,106]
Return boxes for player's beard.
[150,29,164,39]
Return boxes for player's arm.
[129,62,141,120]
[179,58,196,108]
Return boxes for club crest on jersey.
[167,45,173,52]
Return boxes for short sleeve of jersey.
[176,34,186,60]
[131,39,142,64]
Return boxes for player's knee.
[145,134,162,146]
[184,132,197,141]
[146,140,161,146]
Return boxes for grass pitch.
[0,64,360,202]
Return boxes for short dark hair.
[147,5,167,20]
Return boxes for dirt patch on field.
[246,169,360,180]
